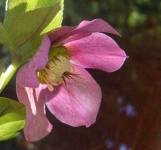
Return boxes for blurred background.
[1,0,161,149]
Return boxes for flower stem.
[0,64,17,93]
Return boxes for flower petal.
[49,19,120,45]
[76,19,120,35]
[16,83,52,142]
[45,65,102,127]
[64,32,127,72]
[16,35,51,88]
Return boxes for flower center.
[37,47,71,91]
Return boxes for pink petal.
[45,65,102,127]
[49,19,120,45]
[76,19,120,35]
[16,35,51,88]
[16,83,52,142]
[64,32,127,72]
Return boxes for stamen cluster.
[37,55,71,91]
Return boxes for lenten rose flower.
[16,19,127,142]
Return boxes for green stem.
[0,63,18,93]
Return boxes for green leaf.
[6,0,28,11]
[0,60,5,76]
[14,35,42,64]
[0,132,20,141]
[41,0,64,34]
[0,23,11,47]
[6,0,60,11]
[4,0,61,29]
[4,1,27,30]
[5,2,61,55]
[2,0,64,65]
[36,0,61,8]
[0,97,25,141]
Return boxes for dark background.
[1,0,161,149]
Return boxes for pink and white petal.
[49,19,120,45]
[64,32,127,72]
[16,35,51,88]
[16,84,52,142]
[45,65,102,127]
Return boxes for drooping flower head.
[16,19,127,141]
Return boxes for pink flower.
[16,19,127,141]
